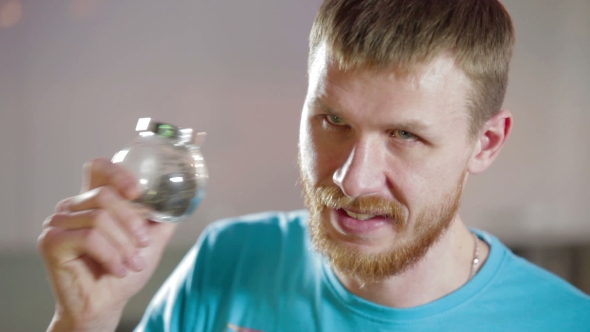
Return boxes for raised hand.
[38,158,178,332]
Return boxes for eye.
[325,114,347,126]
[391,129,418,141]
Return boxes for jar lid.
[136,118,205,145]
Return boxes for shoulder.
[481,232,590,325]
[194,210,311,274]
[203,209,309,250]
[137,210,313,330]
[206,209,308,236]
[501,251,590,303]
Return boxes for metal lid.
[135,118,205,145]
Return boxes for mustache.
[312,186,406,221]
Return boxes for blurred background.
[0,0,588,330]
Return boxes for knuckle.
[110,219,137,251]
[80,228,98,244]
[100,250,121,266]
[119,208,139,226]
[37,227,61,253]
[83,229,114,257]
[94,186,115,206]
[83,230,115,264]
[54,198,72,213]
[42,213,62,228]
[95,244,123,267]
[119,244,135,262]
[88,209,110,226]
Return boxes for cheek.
[396,154,468,208]
[299,121,343,185]
[299,121,320,181]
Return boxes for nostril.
[332,142,386,198]
[332,167,352,197]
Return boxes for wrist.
[47,310,123,332]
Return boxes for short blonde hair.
[309,0,515,139]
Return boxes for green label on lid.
[157,124,176,138]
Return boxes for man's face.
[299,47,478,284]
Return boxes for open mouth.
[343,209,378,221]
[331,208,391,235]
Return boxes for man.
[39,0,590,331]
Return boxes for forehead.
[307,47,473,127]
[310,42,469,95]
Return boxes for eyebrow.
[308,98,332,114]
[394,119,431,133]
[308,97,432,134]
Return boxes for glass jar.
[112,118,208,223]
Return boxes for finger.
[135,221,179,270]
[64,186,151,247]
[146,221,179,248]
[82,158,140,199]
[54,197,73,214]
[39,227,129,278]
[43,211,146,272]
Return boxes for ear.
[467,109,513,174]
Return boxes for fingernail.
[130,253,146,271]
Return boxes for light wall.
[1,0,590,252]
[1,0,589,331]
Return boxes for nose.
[332,138,387,198]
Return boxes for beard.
[300,162,466,285]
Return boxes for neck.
[333,215,489,308]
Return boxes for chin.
[309,206,452,284]
[315,207,396,253]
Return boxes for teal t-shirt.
[136,210,590,331]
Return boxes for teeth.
[344,210,375,220]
